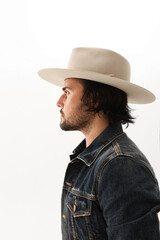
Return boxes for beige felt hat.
[38,47,155,104]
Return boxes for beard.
[60,104,94,132]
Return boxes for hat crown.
[67,47,130,82]
[38,47,155,104]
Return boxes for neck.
[82,113,109,147]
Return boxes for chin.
[60,123,77,131]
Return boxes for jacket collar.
[70,123,124,166]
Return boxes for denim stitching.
[73,132,125,167]
[95,154,133,199]
[63,186,97,200]
[85,216,95,240]
[67,202,91,217]
[70,214,79,239]
[112,141,122,154]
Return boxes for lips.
[60,109,64,116]
[60,109,65,121]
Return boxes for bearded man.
[38,47,160,240]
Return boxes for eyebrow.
[62,87,71,91]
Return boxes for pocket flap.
[67,194,92,217]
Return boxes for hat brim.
[38,68,155,104]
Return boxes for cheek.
[64,93,83,113]
[66,98,78,109]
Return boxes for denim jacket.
[61,124,160,239]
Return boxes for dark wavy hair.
[79,79,135,127]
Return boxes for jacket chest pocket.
[64,193,101,239]
[67,193,92,218]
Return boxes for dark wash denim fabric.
[61,124,160,239]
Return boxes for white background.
[0,0,160,239]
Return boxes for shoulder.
[101,155,155,178]
[95,131,155,180]
[97,156,158,192]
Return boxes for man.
[38,47,160,239]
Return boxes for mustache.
[60,109,64,115]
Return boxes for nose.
[56,94,64,108]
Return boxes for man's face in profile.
[56,78,94,132]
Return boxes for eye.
[65,90,70,96]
